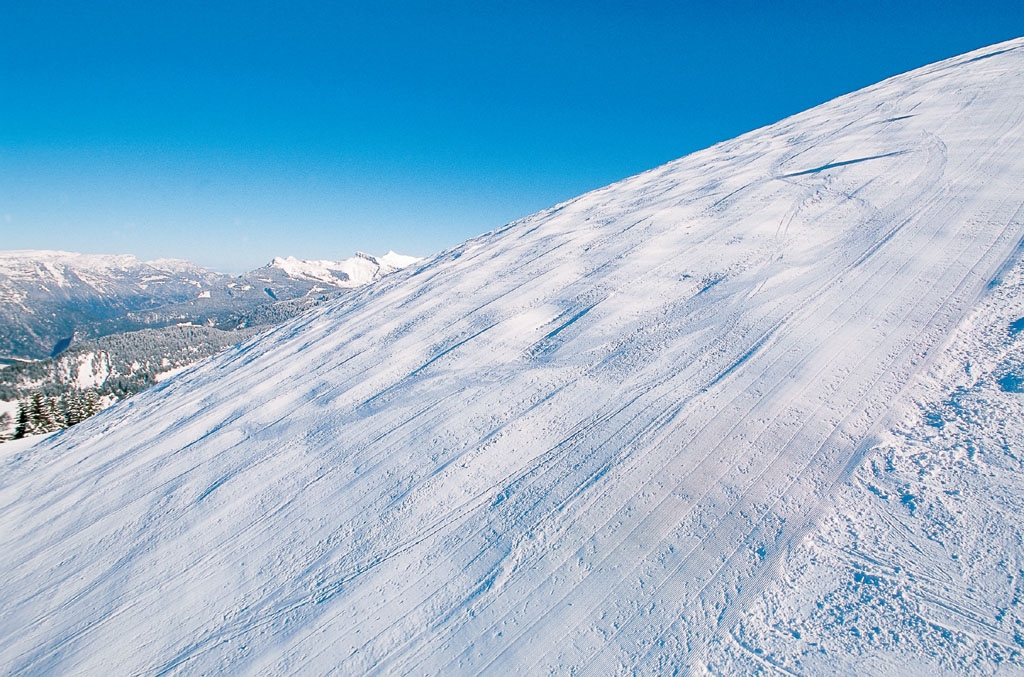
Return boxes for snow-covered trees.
[11,390,104,439]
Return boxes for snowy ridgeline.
[2,39,1024,675]
[268,251,420,287]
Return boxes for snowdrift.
[2,39,1024,674]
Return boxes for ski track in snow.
[2,39,1024,675]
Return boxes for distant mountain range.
[0,249,419,438]
[0,249,419,361]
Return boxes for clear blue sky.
[2,1,1022,272]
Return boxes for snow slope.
[2,38,1024,675]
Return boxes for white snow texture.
[2,39,1024,675]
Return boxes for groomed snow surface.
[2,39,1024,675]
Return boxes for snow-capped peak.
[268,251,419,287]
[378,250,422,270]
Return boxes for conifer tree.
[64,392,83,427]
[83,391,102,419]
[27,393,46,435]
[41,396,60,432]
[14,401,29,439]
